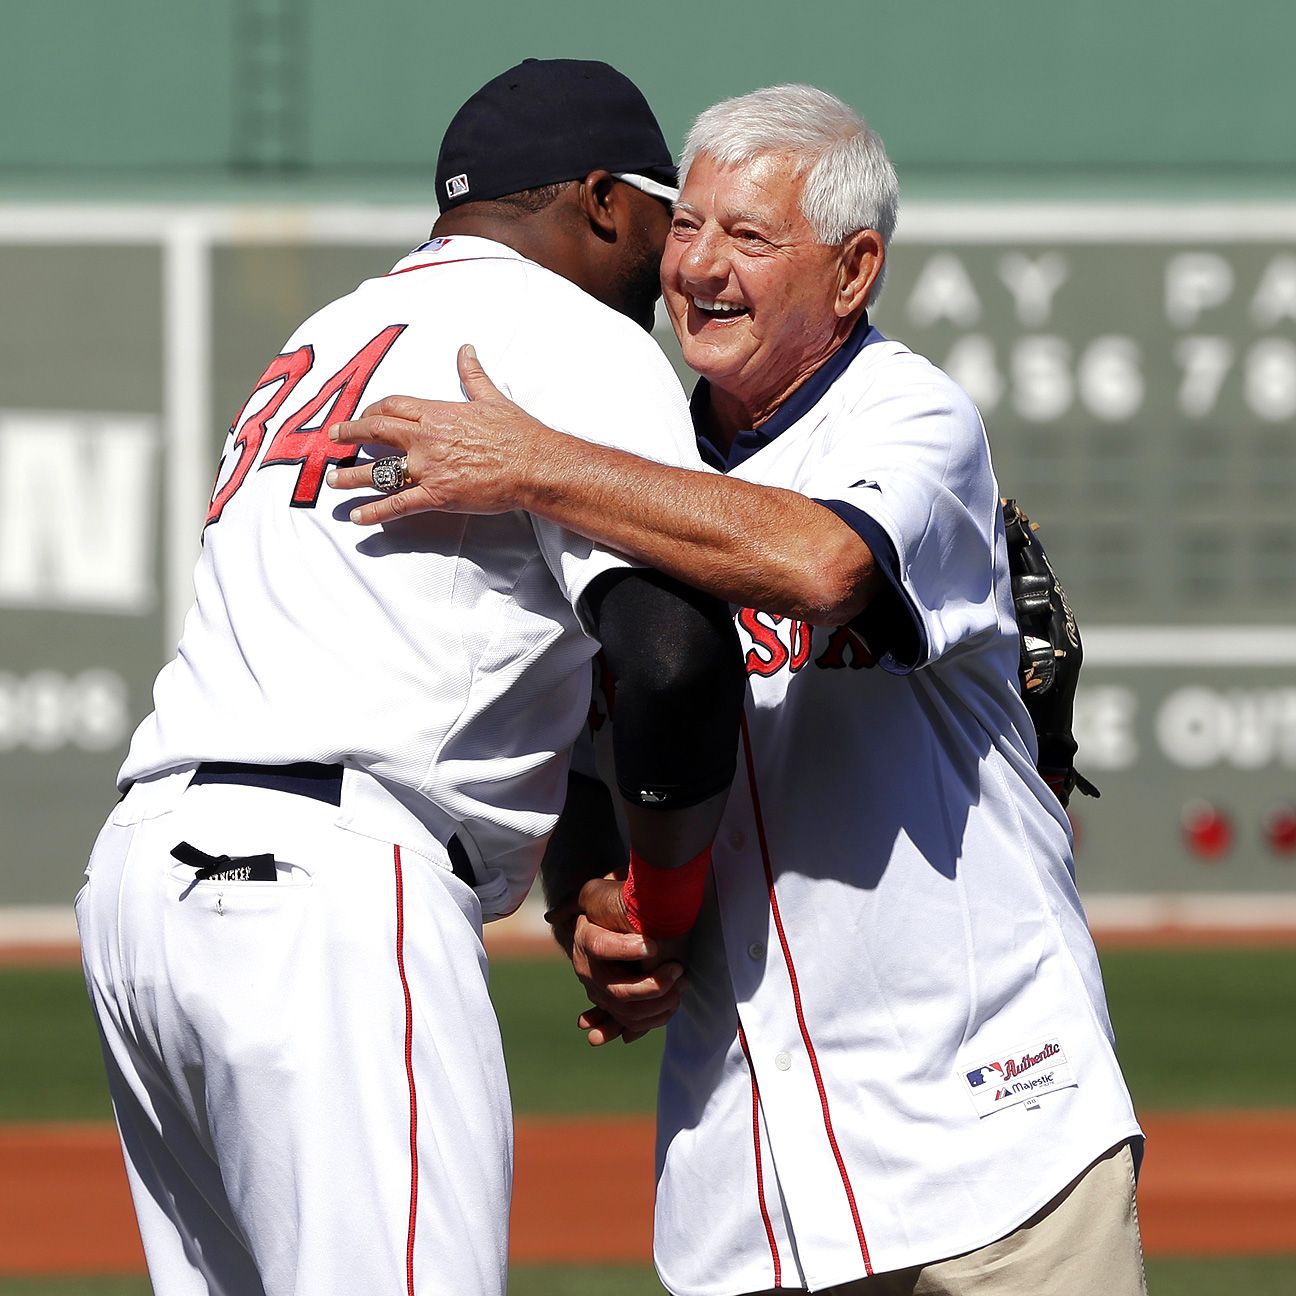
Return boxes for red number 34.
[206,323,407,525]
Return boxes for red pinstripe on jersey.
[737,1024,783,1287]
[393,846,419,1296]
[739,713,873,1275]
[385,256,518,277]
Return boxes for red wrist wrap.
[621,845,712,939]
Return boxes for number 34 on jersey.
[206,324,406,525]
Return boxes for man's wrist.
[621,845,711,939]
[519,423,583,517]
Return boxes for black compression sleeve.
[583,569,744,810]
[540,770,626,914]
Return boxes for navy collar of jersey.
[691,311,874,471]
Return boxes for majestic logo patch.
[445,174,470,199]
[961,1038,1076,1118]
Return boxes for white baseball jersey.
[83,236,703,1296]
[122,235,701,919]
[652,326,1142,1293]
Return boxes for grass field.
[495,945,1296,1114]
[2,945,1294,1293]
[9,947,1295,1121]
[1,1258,1295,1296]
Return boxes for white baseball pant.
[77,768,511,1296]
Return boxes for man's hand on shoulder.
[327,345,553,524]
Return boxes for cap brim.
[641,163,679,190]
[615,170,680,203]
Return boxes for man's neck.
[696,386,751,453]
[699,320,860,449]
[430,208,535,258]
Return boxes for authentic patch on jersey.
[445,173,470,200]
[961,1039,1076,1118]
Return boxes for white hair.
[679,85,899,304]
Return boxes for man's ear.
[835,228,884,318]
[575,170,620,240]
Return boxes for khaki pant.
[753,1141,1147,1296]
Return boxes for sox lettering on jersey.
[737,608,877,677]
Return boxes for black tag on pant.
[171,841,278,882]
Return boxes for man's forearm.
[522,425,880,625]
[540,771,627,948]
[329,367,882,623]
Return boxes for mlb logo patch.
[959,1038,1077,1118]
[445,173,470,200]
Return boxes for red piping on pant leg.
[394,846,419,1296]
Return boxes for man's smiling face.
[661,151,853,426]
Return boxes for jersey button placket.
[773,1050,792,1072]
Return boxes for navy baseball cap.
[435,58,678,212]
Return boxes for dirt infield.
[1,1112,1293,1275]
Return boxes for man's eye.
[735,230,767,244]
[671,217,699,235]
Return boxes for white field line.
[1082,892,1296,931]
[0,205,427,243]
[0,907,79,945]
[897,204,1296,242]
[3,202,1296,245]
[1084,627,1296,667]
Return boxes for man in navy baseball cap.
[436,58,679,212]
[428,57,678,329]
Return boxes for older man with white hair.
[330,84,1146,1296]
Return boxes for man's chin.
[678,335,743,384]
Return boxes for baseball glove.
[1002,499,1100,807]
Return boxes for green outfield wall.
[1,2,1293,917]
[3,1,1295,185]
